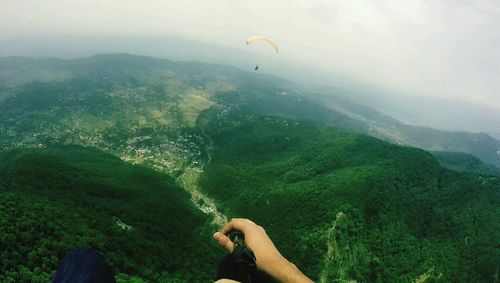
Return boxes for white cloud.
[1,0,499,109]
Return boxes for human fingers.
[220,218,255,235]
[215,279,240,283]
[213,232,234,253]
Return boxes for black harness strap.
[228,230,257,283]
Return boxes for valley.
[0,54,498,282]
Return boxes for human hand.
[213,218,312,283]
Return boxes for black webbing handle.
[227,230,257,283]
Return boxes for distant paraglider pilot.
[246,36,278,72]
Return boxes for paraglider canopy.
[246,36,279,53]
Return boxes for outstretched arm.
[213,218,313,283]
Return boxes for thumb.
[213,232,234,253]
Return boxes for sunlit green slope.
[198,109,500,282]
[0,146,219,282]
[432,151,500,177]
[2,54,499,171]
[0,54,498,282]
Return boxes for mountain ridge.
[2,53,499,171]
[0,53,498,282]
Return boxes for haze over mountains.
[0,54,498,282]
[2,35,499,140]
[1,53,499,171]
[1,1,499,282]
[0,54,500,282]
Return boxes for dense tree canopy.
[199,110,500,282]
[0,54,498,282]
[0,146,221,282]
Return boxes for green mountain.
[0,146,219,282]
[432,151,500,176]
[198,109,499,282]
[312,92,500,170]
[0,54,498,282]
[2,54,499,172]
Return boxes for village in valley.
[0,73,228,176]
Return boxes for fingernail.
[213,232,221,240]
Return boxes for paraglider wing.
[246,36,279,53]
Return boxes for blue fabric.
[52,247,116,283]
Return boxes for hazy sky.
[2,0,500,111]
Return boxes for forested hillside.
[313,92,500,169]
[0,146,219,282]
[1,54,499,171]
[0,54,498,282]
[433,151,500,177]
[198,109,500,282]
